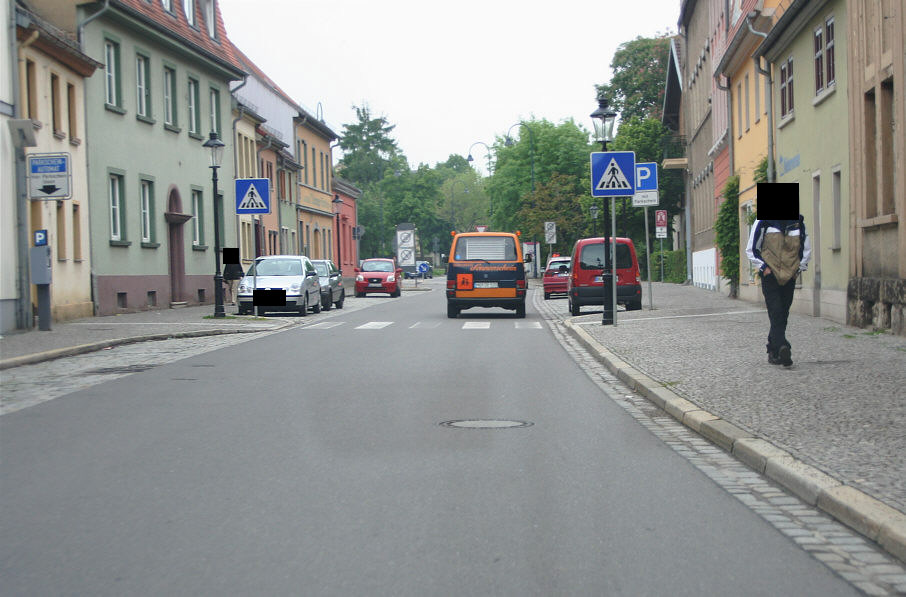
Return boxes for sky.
[218,0,680,175]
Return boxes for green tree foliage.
[337,104,403,187]
[596,36,671,122]
[516,174,587,257]
[485,119,591,236]
[715,175,740,297]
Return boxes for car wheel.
[322,295,331,311]
[544,292,550,300]
[569,299,580,316]
[298,293,308,317]
[311,290,321,314]
[516,302,526,318]
[355,291,364,298]
[257,306,266,317]
[335,290,345,309]
[626,300,642,311]
[447,303,459,318]
[392,286,401,298]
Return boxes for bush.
[652,249,687,283]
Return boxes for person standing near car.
[222,261,244,306]
[745,214,811,367]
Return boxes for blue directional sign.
[28,153,71,199]
[235,178,270,214]
[635,162,658,191]
[591,151,635,197]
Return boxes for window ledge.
[188,131,204,141]
[137,114,156,125]
[31,120,43,130]
[105,104,126,116]
[813,83,836,107]
[141,241,160,249]
[69,137,82,147]
[778,112,795,129]
[109,239,131,247]
[192,244,208,251]
[858,214,898,229]
[164,123,181,134]
[53,130,66,141]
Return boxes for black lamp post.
[590,203,599,237]
[202,131,226,318]
[332,194,344,271]
[590,94,618,325]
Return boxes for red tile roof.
[113,0,245,77]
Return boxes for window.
[754,71,761,122]
[72,203,82,260]
[832,169,841,249]
[25,59,37,119]
[302,141,309,184]
[192,189,203,245]
[109,173,124,240]
[184,0,196,26]
[161,0,172,11]
[67,83,78,139]
[136,54,151,118]
[187,78,200,134]
[209,88,220,134]
[56,201,66,260]
[140,179,153,243]
[104,40,120,107]
[51,74,62,134]
[744,73,750,131]
[204,0,216,38]
[311,147,317,187]
[825,17,835,88]
[736,83,743,137]
[779,57,794,118]
[163,67,176,126]
[814,27,825,93]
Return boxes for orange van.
[567,236,642,315]
[445,231,531,318]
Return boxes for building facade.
[294,110,338,261]
[332,177,360,278]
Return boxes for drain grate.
[440,419,533,429]
[80,364,157,376]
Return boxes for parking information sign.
[632,162,659,207]
[656,209,668,238]
[235,178,270,214]
[28,153,71,199]
[591,151,635,197]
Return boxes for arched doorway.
[312,227,322,259]
[164,187,191,305]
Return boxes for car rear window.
[579,243,633,270]
[313,262,329,276]
[453,236,517,261]
[247,258,303,276]
[547,260,570,271]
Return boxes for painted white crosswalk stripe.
[462,321,491,329]
[306,321,346,329]
[515,321,542,329]
[410,321,442,329]
[355,321,394,329]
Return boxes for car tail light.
[516,279,526,289]
[447,280,455,290]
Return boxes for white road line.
[462,321,491,329]
[355,321,394,329]
[410,322,442,329]
[515,321,542,329]
[305,321,346,329]
[575,309,766,324]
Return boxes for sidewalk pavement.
[0,304,294,370]
[558,281,906,562]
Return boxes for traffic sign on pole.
[28,153,71,200]
[235,178,270,214]
[591,152,635,197]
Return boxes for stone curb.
[0,323,292,371]
[564,318,906,565]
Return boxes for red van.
[567,237,642,315]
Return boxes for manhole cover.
[80,364,157,376]
[439,419,533,429]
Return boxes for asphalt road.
[0,284,862,596]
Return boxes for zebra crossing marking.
[462,321,491,329]
[355,321,394,329]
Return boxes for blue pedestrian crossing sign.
[235,178,270,214]
[591,151,635,197]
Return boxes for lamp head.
[590,94,617,145]
[202,131,225,168]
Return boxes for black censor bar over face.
[222,247,240,264]
[756,183,799,220]
[253,289,286,306]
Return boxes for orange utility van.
[446,231,531,318]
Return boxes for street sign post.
[635,162,659,309]
[28,153,71,200]
[235,178,270,214]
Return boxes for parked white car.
[237,255,321,316]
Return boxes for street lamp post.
[332,194,344,271]
[590,93,618,325]
[590,203,599,237]
[467,141,494,176]
[202,131,226,319]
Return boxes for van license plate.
[594,276,603,282]
[474,282,497,288]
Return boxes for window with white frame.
[162,0,172,11]
[136,54,151,117]
[164,67,176,126]
[814,26,824,93]
[779,57,794,117]
[192,189,203,245]
[104,40,120,106]
[140,180,153,242]
[109,173,123,240]
[209,88,220,135]
[188,78,199,134]
[204,0,216,38]
[825,17,835,88]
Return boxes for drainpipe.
[77,0,110,51]
[230,77,248,262]
[747,14,774,182]
[715,74,734,175]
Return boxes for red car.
[355,258,402,297]
[542,256,571,299]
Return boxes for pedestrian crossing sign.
[591,151,635,197]
[235,178,270,214]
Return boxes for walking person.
[222,261,244,306]
[746,215,811,367]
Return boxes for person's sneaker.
[778,345,793,367]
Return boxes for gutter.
[77,0,110,51]
[747,13,774,183]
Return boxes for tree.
[516,174,587,257]
[596,36,671,122]
[337,104,403,187]
[715,176,741,297]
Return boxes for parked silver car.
[237,255,321,316]
[311,259,345,311]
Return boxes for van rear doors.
[446,232,528,318]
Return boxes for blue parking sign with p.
[635,162,658,191]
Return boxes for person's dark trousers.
[760,272,797,356]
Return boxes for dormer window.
[204,0,216,38]
[161,0,172,12]
[184,0,196,27]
